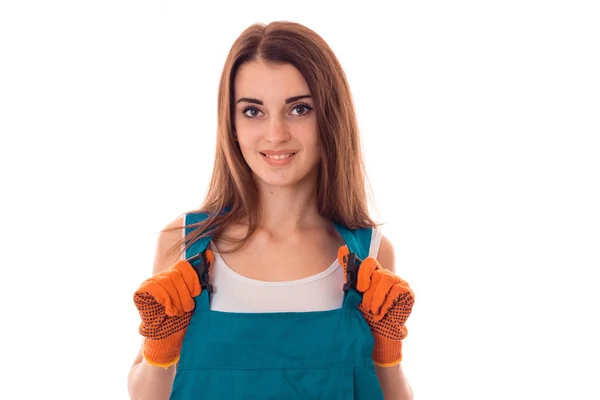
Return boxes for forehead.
[234,60,311,100]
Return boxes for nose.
[264,115,291,144]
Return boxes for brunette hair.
[167,21,376,259]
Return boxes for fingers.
[356,257,382,292]
[135,250,212,317]
[356,257,385,311]
[205,249,214,268]
[136,262,201,317]
[337,245,350,282]
[134,292,168,334]
[338,250,383,290]
[338,251,413,323]
[361,268,415,323]
[136,278,179,316]
[153,274,184,316]
[168,264,196,313]
[172,260,201,298]
[369,270,403,313]
[374,283,414,322]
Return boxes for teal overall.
[170,212,384,399]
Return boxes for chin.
[258,176,303,188]
[252,169,314,189]
[247,156,320,189]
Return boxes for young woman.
[128,21,415,400]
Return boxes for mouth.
[259,152,297,160]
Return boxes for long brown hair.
[167,21,376,259]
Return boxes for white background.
[1,1,599,399]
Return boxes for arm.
[127,216,185,400]
[375,235,414,400]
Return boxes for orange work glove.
[338,245,415,367]
[133,250,213,369]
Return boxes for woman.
[128,21,415,400]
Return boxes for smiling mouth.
[260,152,297,160]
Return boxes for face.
[233,60,320,189]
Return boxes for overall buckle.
[188,251,214,294]
[343,252,362,292]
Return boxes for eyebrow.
[236,94,312,105]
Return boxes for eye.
[242,106,264,118]
[290,103,313,116]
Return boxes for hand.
[338,246,415,366]
[133,250,213,368]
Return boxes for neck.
[253,172,325,235]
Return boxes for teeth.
[265,153,294,160]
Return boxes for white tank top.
[181,227,383,313]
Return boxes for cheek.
[294,119,320,145]
[235,122,262,148]
[306,131,321,155]
[237,139,257,162]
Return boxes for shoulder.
[152,215,186,274]
[377,234,396,273]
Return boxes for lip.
[259,150,298,166]
[259,150,298,156]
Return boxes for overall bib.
[170,212,384,399]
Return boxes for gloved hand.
[338,246,415,366]
[133,250,213,369]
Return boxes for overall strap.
[332,222,372,261]
[332,222,373,307]
[184,212,215,310]
[184,212,213,259]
